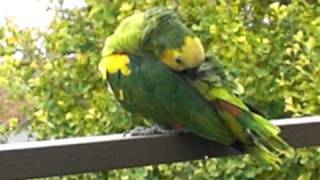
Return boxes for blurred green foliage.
[1,0,320,179]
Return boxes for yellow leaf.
[120,2,133,12]
[6,36,16,44]
[285,48,293,56]
[311,17,320,25]
[85,114,94,119]
[34,110,44,117]
[65,112,73,120]
[76,53,87,64]
[57,100,65,106]
[30,61,38,69]
[0,76,6,86]
[292,43,300,54]
[88,108,96,115]
[8,117,19,129]
[33,110,48,122]
[44,62,53,70]
[305,37,315,51]
[298,55,310,66]
[210,25,217,34]
[270,2,280,10]
[28,77,41,86]
[236,36,247,43]
[294,31,303,42]
[262,38,270,44]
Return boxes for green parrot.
[98,8,293,167]
[99,7,205,79]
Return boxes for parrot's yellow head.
[161,36,205,72]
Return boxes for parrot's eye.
[176,57,183,64]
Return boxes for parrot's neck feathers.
[141,8,191,53]
[142,8,177,42]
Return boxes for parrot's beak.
[179,67,200,80]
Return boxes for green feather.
[102,7,193,58]
[102,12,144,56]
[186,55,293,167]
[107,52,234,144]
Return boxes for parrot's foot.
[123,125,177,137]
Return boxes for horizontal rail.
[0,116,320,179]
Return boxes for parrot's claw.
[123,125,177,137]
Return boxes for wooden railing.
[0,116,320,179]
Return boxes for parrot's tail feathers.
[231,133,285,169]
[249,114,294,157]
[245,142,282,169]
[244,116,294,167]
[216,99,294,166]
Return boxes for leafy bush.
[0,0,320,179]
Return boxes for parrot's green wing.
[184,56,293,167]
[102,12,145,57]
[106,52,235,144]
